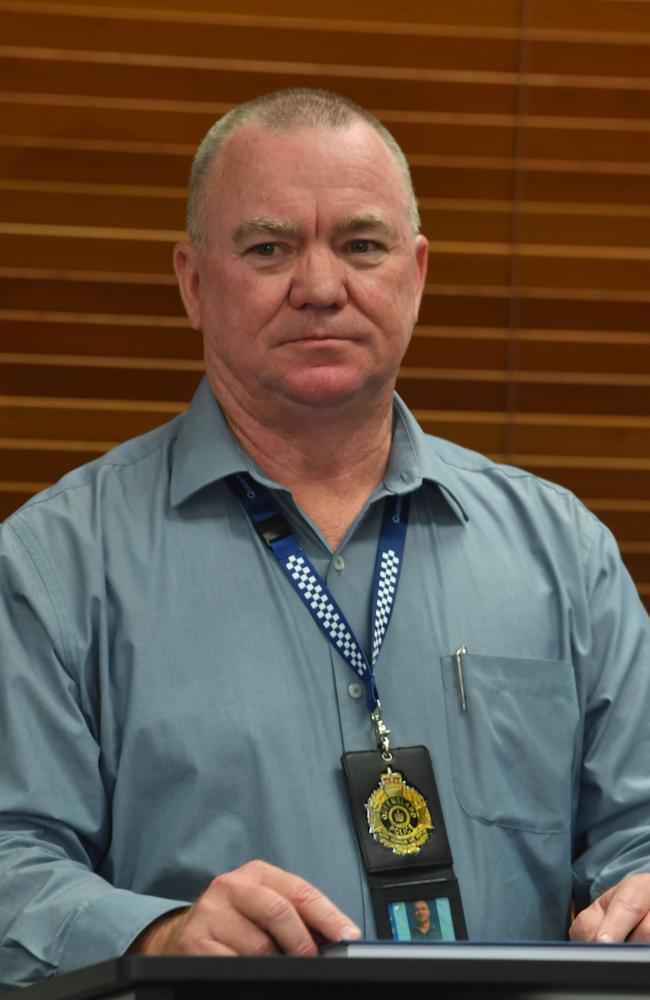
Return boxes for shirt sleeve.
[0,519,188,990]
[571,513,650,907]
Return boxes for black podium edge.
[7,953,650,1000]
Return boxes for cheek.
[354,263,421,322]
[205,272,288,335]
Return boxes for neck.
[212,379,395,549]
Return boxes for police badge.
[366,768,433,855]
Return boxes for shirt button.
[333,555,345,571]
[348,682,364,699]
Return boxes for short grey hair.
[187,88,421,247]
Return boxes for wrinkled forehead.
[213,118,391,175]
[203,121,410,222]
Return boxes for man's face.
[413,900,430,926]
[174,121,428,415]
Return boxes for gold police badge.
[366,768,433,856]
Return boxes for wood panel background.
[0,0,648,608]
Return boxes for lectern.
[8,946,650,1000]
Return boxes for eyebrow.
[231,218,304,243]
[231,213,397,245]
[332,214,396,238]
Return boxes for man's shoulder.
[416,427,605,555]
[4,412,185,530]
[421,429,585,508]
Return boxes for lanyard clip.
[257,514,291,548]
[371,702,392,761]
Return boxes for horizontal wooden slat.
[0,395,183,440]
[8,0,650,37]
[0,7,522,72]
[2,43,649,120]
[0,313,198,358]
[424,287,650,333]
[0,355,203,401]
[399,368,650,416]
[0,180,186,228]
[0,1,528,32]
[0,49,521,113]
[0,268,183,314]
[2,3,649,65]
[415,410,650,461]
[529,0,650,35]
[0,225,178,272]
[406,329,650,375]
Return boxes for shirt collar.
[385,394,469,524]
[171,378,468,523]
[170,378,248,508]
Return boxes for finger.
[221,874,324,956]
[625,917,650,944]
[589,888,647,943]
[569,900,605,942]
[280,872,362,943]
[223,863,360,954]
[180,891,281,957]
[255,864,361,945]
[179,938,239,957]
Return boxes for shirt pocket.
[441,652,579,834]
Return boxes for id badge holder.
[342,745,467,941]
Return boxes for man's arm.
[0,520,359,986]
[569,514,650,942]
[129,861,360,956]
[0,521,189,988]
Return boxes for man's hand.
[570,874,650,943]
[129,860,361,957]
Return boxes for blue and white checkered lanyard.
[228,473,410,759]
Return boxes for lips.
[281,330,355,345]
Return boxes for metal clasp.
[371,702,392,761]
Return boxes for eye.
[346,238,385,256]
[250,242,277,257]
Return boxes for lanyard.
[228,473,409,750]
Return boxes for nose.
[288,246,348,311]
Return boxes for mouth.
[283,330,353,345]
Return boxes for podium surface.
[7,947,650,1000]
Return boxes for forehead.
[204,121,411,232]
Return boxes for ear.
[412,234,429,323]
[173,241,202,330]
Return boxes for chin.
[278,368,389,409]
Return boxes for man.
[411,900,442,941]
[0,88,649,988]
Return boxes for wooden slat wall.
[0,0,648,608]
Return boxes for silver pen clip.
[454,645,468,713]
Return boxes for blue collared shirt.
[1,377,648,988]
